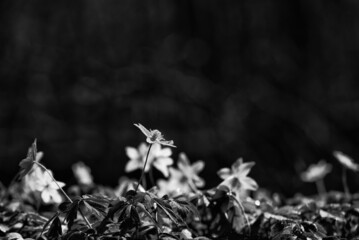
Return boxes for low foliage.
[0,126,358,239]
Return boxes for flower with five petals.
[217,158,258,198]
[125,143,174,177]
[24,166,65,204]
[177,153,205,188]
[157,167,191,196]
[134,123,176,147]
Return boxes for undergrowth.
[0,124,358,240]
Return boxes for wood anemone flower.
[18,139,42,180]
[217,158,258,198]
[125,143,173,177]
[301,160,332,182]
[157,167,192,196]
[177,152,205,188]
[134,123,176,148]
[333,151,359,171]
[333,150,359,198]
[300,160,332,195]
[25,166,66,204]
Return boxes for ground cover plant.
[0,124,359,239]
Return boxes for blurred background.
[1,0,359,197]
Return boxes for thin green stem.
[135,144,152,192]
[231,194,251,235]
[342,166,350,198]
[142,174,147,189]
[79,208,93,229]
[149,167,155,187]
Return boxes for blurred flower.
[115,176,145,197]
[157,168,191,197]
[134,123,176,147]
[18,139,42,180]
[24,166,65,204]
[301,160,332,182]
[217,158,258,197]
[177,153,205,188]
[333,151,359,171]
[72,162,94,186]
[125,143,173,177]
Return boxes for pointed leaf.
[46,216,62,239]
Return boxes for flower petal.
[159,140,176,148]
[241,176,258,191]
[51,191,63,204]
[178,153,190,171]
[41,191,51,204]
[160,147,172,158]
[153,158,174,177]
[238,161,256,176]
[192,160,205,173]
[49,181,66,189]
[217,168,232,180]
[125,159,143,172]
[36,151,44,162]
[125,147,140,160]
[232,158,243,171]
[134,123,151,137]
[334,151,359,171]
[219,176,241,192]
[193,176,205,188]
[139,143,149,154]
[150,143,161,154]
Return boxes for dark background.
[1,0,359,197]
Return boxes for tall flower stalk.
[133,123,176,192]
[333,151,359,198]
[300,160,332,196]
[135,144,152,192]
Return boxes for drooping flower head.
[18,139,41,180]
[301,160,332,182]
[333,151,359,171]
[217,158,258,197]
[134,123,176,147]
[125,143,173,177]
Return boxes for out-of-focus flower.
[180,229,192,239]
[24,166,65,204]
[18,140,42,180]
[134,123,176,147]
[125,143,173,177]
[301,160,332,182]
[157,168,191,197]
[177,153,205,188]
[114,176,145,197]
[72,162,94,186]
[217,158,258,198]
[333,151,359,171]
